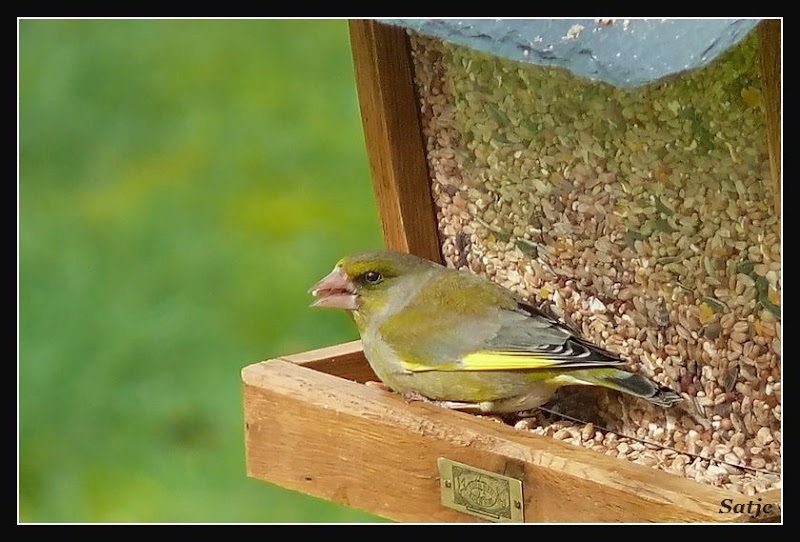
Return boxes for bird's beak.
[309,266,360,310]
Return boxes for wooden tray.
[243,341,780,522]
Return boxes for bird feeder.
[242,19,781,523]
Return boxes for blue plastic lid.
[382,18,761,87]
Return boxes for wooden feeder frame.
[242,19,782,523]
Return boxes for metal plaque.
[438,458,524,523]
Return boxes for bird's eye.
[363,271,383,284]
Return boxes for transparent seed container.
[408,29,780,494]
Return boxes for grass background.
[19,19,388,522]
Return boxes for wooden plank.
[278,340,363,365]
[758,19,781,218]
[243,358,776,523]
[348,19,443,264]
[279,340,377,383]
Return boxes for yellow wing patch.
[459,351,561,371]
[400,351,560,372]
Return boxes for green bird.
[310,250,682,414]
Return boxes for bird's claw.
[401,391,435,403]
[401,392,485,412]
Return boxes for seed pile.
[408,28,781,494]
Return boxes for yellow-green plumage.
[311,250,681,414]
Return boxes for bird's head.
[309,250,438,311]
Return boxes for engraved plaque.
[438,458,524,522]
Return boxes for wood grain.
[758,19,781,218]
[348,19,443,264]
[243,356,778,522]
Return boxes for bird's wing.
[405,301,627,373]
[378,269,625,373]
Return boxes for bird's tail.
[570,368,683,407]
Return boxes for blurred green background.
[19,19,387,522]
